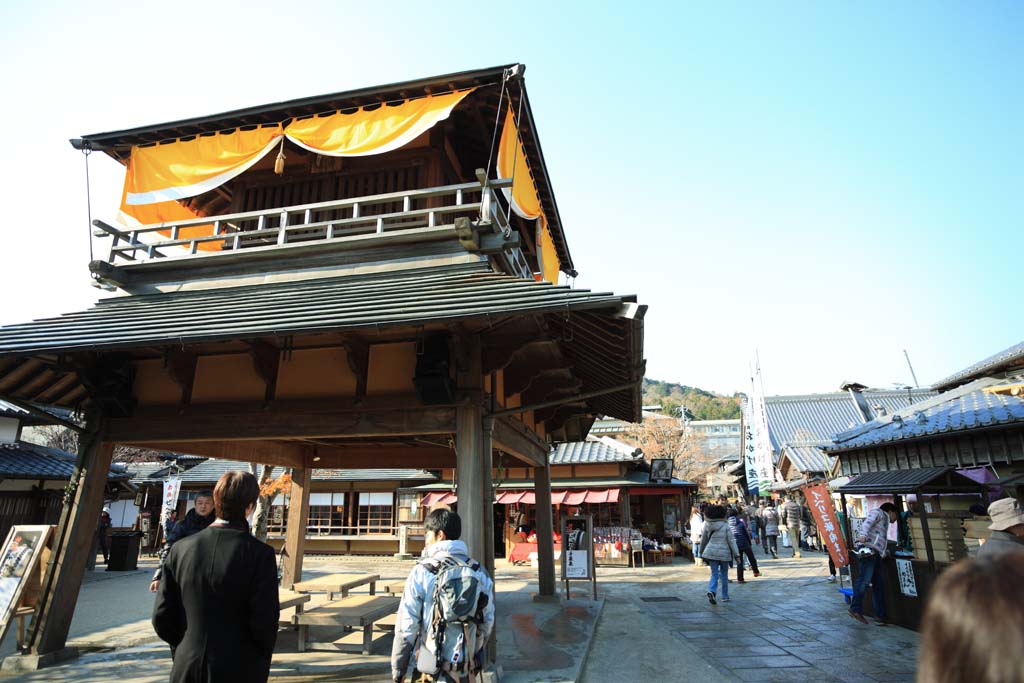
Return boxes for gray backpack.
[416,554,488,676]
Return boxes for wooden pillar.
[280,465,312,590]
[916,488,937,573]
[534,452,556,597]
[456,335,486,562]
[29,417,113,656]
[481,418,495,579]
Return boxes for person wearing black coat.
[728,508,760,582]
[153,471,279,683]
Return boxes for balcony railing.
[92,175,531,279]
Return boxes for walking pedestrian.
[800,502,816,551]
[728,507,760,582]
[97,509,112,565]
[153,471,279,683]
[916,550,1024,683]
[780,496,802,557]
[757,499,769,553]
[150,492,216,593]
[689,507,705,565]
[699,505,739,605]
[392,508,495,683]
[848,502,898,625]
[761,501,780,557]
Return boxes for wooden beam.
[247,341,280,405]
[165,348,198,407]
[30,421,114,655]
[106,406,456,443]
[491,415,547,467]
[481,337,553,375]
[534,454,556,597]
[130,440,306,468]
[280,465,312,590]
[503,352,566,395]
[312,445,455,469]
[342,339,370,403]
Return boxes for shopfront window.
[358,492,394,534]
[308,493,346,535]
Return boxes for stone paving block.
[724,655,811,670]
[732,666,841,682]
[703,644,790,658]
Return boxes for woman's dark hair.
[425,508,461,540]
[879,502,897,514]
[213,471,259,523]
[705,504,726,520]
[918,551,1024,683]
[727,506,739,517]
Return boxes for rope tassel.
[274,138,286,175]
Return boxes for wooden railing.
[93,176,528,275]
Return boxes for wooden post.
[916,488,937,574]
[29,418,113,657]
[481,417,495,579]
[456,336,486,562]
[534,452,556,597]
[280,465,312,590]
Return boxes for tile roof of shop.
[0,442,129,481]
[837,467,984,494]
[764,388,937,451]
[549,440,641,465]
[827,377,1024,453]
[780,445,834,475]
[172,457,438,485]
[932,340,1024,391]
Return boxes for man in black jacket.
[153,471,279,683]
[150,492,215,592]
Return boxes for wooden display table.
[292,573,379,600]
[294,594,400,654]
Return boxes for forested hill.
[642,378,743,420]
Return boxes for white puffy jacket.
[390,539,495,681]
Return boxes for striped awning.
[421,491,457,508]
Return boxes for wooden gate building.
[0,64,646,661]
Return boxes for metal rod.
[903,349,920,388]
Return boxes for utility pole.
[903,349,920,388]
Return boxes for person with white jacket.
[391,509,495,683]
[689,508,705,566]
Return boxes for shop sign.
[160,477,182,526]
[561,515,598,600]
[802,483,849,568]
[896,558,918,597]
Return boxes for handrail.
[96,177,520,269]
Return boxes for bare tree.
[623,416,717,484]
[249,463,275,542]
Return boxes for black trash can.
[106,531,143,571]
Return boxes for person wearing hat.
[978,498,1024,559]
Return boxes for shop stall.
[837,467,987,630]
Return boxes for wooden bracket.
[75,354,136,418]
[247,341,280,405]
[342,339,370,403]
[164,348,198,408]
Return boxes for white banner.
[742,399,759,496]
[750,371,774,494]
[160,478,182,527]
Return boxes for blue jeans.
[708,560,729,599]
[692,542,701,560]
[851,552,886,619]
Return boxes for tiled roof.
[827,377,1024,453]
[174,457,438,485]
[549,440,641,465]
[763,388,937,451]
[780,445,833,475]
[414,469,697,491]
[0,442,129,481]
[932,340,1024,391]
[837,467,982,494]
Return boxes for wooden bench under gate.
[294,594,400,655]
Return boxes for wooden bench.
[292,573,379,601]
[295,594,399,654]
[278,590,311,628]
[381,580,405,596]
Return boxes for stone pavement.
[0,551,919,682]
[581,550,920,683]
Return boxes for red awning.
[421,491,457,507]
[551,488,620,505]
[495,491,536,505]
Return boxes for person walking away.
[761,502,780,558]
[150,492,215,592]
[153,471,279,683]
[780,496,802,557]
[800,502,816,552]
[689,508,705,566]
[756,500,769,553]
[848,502,898,625]
[97,509,112,565]
[392,508,495,683]
[977,498,1024,559]
[916,550,1024,683]
[728,507,760,582]
[700,505,739,605]
[163,509,179,542]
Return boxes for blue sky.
[0,1,1019,396]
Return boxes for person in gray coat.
[699,505,739,605]
[978,498,1024,559]
[780,497,802,557]
[761,502,780,557]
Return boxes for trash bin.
[106,531,143,571]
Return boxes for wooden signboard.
[560,515,596,600]
[0,525,53,650]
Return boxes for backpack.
[763,509,778,524]
[416,554,489,677]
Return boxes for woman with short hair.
[153,471,279,683]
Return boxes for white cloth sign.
[896,558,918,597]
[160,478,181,527]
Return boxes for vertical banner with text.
[160,478,182,527]
[803,483,849,568]
[742,399,759,497]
